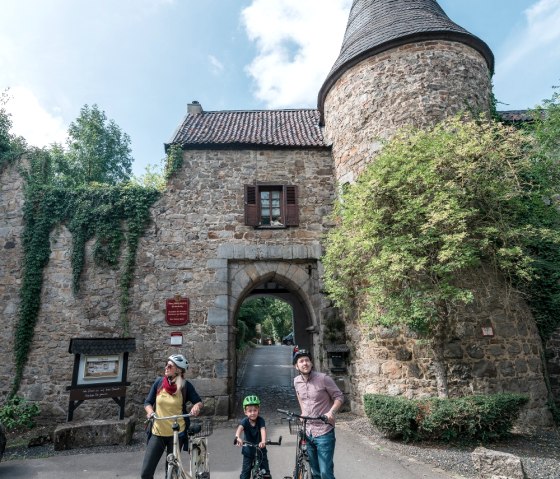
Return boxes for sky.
[1,0,559,178]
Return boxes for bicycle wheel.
[190,439,210,479]
[166,463,181,479]
[294,460,310,479]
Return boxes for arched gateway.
[227,258,321,413]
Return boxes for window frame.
[244,184,299,228]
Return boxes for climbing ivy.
[11,172,159,396]
[165,144,184,180]
[323,115,560,397]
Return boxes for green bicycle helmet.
[242,395,261,408]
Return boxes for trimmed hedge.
[364,393,529,442]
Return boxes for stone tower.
[316,1,552,426]
[319,0,494,184]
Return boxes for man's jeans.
[306,429,336,479]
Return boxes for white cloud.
[209,55,225,75]
[4,86,68,147]
[241,0,351,108]
[497,0,560,75]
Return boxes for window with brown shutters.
[244,184,299,228]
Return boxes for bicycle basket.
[288,419,303,436]
[189,418,213,437]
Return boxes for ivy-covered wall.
[0,146,335,421]
[1,144,559,426]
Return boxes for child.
[234,395,272,479]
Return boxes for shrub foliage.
[0,396,40,431]
[323,115,560,397]
[364,393,529,442]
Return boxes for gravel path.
[338,414,560,479]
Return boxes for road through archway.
[235,344,299,419]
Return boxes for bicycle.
[277,409,327,479]
[233,436,283,479]
[150,413,213,479]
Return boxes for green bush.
[363,394,419,441]
[364,393,528,442]
[0,396,40,431]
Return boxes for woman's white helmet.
[168,354,189,371]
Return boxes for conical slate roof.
[318,0,494,117]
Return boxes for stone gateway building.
[1,0,559,426]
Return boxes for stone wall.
[126,147,335,418]
[346,267,553,426]
[0,147,335,421]
[323,40,492,184]
[546,327,560,408]
[0,162,25,397]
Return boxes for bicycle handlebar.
[277,409,327,423]
[234,437,283,447]
[151,413,193,421]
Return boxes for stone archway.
[205,243,334,417]
[231,275,314,418]
[228,262,319,414]
[232,273,314,349]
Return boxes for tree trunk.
[431,339,449,398]
[431,320,449,398]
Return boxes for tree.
[531,84,560,160]
[323,115,560,397]
[58,104,133,186]
[0,90,26,171]
[130,162,166,191]
[235,297,293,349]
[520,83,560,341]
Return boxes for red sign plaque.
[165,297,190,326]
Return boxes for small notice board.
[165,296,190,326]
[66,338,135,421]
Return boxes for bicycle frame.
[277,409,326,479]
[233,437,282,479]
[150,413,211,479]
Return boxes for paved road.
[0,345,459,478]
[235,344,298,416]
[0,423,456,478]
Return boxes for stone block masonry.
[324,40,492,184]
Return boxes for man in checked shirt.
[293,349,344,479]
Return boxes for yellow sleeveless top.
[152,388,185,437]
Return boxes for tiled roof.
[169,109,326,148]
[498,110,534,123]
[318,0,494,119]
[168,108,530,151]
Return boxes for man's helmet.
[292,349,312,365]
[242,395,261,407]
[168,354,189,371]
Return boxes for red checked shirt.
[294,371,344,437]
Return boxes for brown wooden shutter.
[244,185,259,226]
[284,185,299,226]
